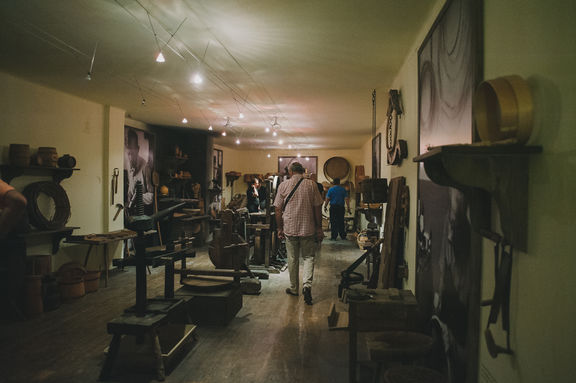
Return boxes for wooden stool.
[99,312,170,381]
[367,331,434,383]
[383,365,446,383]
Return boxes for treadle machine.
[173,209,261,324]
[338,230,383,298]
[99,182,197,382]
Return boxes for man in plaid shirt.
[274,162,324,305]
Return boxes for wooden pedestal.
[175,285,242,325]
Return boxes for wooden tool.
[113,203,124,221]
[152,171,163,246]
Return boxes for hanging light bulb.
[222,117,230,137]
[239,112,244,119]
[235,138,240,144]
[141,98,146,106]
[306,157,310,161]
[272,131,277,137]
[265,127,270,133]
[192,73,203,84]
[182,117,188,124]
[279,139,284,145]
[85,72,92,81]
[297,153,301,158]
[156,52,165,63]
[208,125,213,131]
[267,153,271,158]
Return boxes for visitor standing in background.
[274,162,324,305]
[323,178,350,240]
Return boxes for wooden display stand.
[174,285,242,326]
[346,287,422,383]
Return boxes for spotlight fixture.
[267,153,271,158]
[265,127,270,133]
[208,125,213,131]
[279,139,284,145]
[141,98,146,106]
[238,112,244,119]
[306,157,310,161]
[192,73,203,84]
[156,52,165,63]
[222,117,231,137]
[235,138,240,144]
[288,144,292,149]
[85,72,92,81]
[297,153,301,158]
[182,118,188,124]
[272,131,277,137]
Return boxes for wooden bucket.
[84,270,101,293]
[59,279,85,300]
[36,147,58,167]
[57,262,86,300]
[9,144,31,167]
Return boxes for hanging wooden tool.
[385,90,408,166]
[378,177,409,289]
[152,171,163,246]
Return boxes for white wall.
[0,71,125,270]
[479,1,576,382]
[361,0,576,381]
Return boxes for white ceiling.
[0,0,435,150]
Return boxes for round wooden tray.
[181,276,236,292]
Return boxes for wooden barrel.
[9,144,30,167]
[323,156,350,182]
[36,147,58,167]
[24,275,43,315]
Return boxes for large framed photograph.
[416,0,483,382]
[124,126,155,215]
[372,133,381,179]
[278,156,318,176]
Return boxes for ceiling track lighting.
[182,117,188,124]
[85,41,98,80]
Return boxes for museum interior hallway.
[0,238,364,383]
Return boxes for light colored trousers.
[285,235,318,292]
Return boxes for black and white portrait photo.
[124,127,155,216]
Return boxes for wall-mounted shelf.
[414,144,542,251]
[17,226,80,254]
[0,164,79,184]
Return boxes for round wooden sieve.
[323,156,350,182]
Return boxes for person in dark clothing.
[323,178,350,240]
[246,177,267,213]
[310,173,324,198]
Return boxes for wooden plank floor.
[0,238,365,383]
